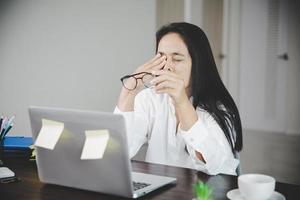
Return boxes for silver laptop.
[28,106,176,198]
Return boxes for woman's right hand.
[117,53,167,111]
[123,53,167,94]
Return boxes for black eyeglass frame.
[120,72,155,91]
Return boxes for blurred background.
[0,0,299,184]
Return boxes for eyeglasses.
[120,72,156,91]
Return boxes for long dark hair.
[156,22,242,152]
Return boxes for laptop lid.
[29,106,135,198]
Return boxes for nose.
[162,56,173,71]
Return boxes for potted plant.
[193,180,214,200]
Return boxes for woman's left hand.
[151,70,189,106]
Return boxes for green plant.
[29,145,36,161]
[193,180,214,200]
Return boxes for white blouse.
[114,88,239,175]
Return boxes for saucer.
[226,188,285,200]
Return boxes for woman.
[114,22,242,175]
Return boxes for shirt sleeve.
[113,90,150,158]
[178,109,239,175]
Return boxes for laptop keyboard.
[133,181,151,191]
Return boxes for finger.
[168,63,175,72]
[152,55,167,65]
[155,87,175,95]
[146,53,162,65]
[155,80,177,91]
[145,55,167,70]
[151,70,182,84]
[138,54,161,71]
[151,59,167,71]
[151,74,177,86]
[151,69,177,77]
[163,57,173,71]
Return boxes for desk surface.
[0,157,299,200]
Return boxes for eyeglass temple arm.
[120,72,152,80]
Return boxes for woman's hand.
[151,69,198,131]
[124,53,167,94]
[117,54,166,111]
[136,53,167,74]
[151,70,189,106]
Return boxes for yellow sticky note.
[34,119,64,150]
[80,129,110,160]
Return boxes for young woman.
[115,22,242,175]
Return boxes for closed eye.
[173,59,183,62]
[173,55,184,62]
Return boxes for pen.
[0,117,3,128]
[0,128,5,140]
[0,117,3,134]
[0,117,7,134]
[0,176,20,184]
[3,115,15,131]
[2,124,13,139]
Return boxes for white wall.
[239,0,270,131]
[239,0,300,134]
[184,0,203,28]
[286,0,300,134]
[0,0,156,136]
[221,0,241,107]
[156,0,184,29]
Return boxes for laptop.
[28,106,176,198]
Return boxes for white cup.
[238,174,275,200]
